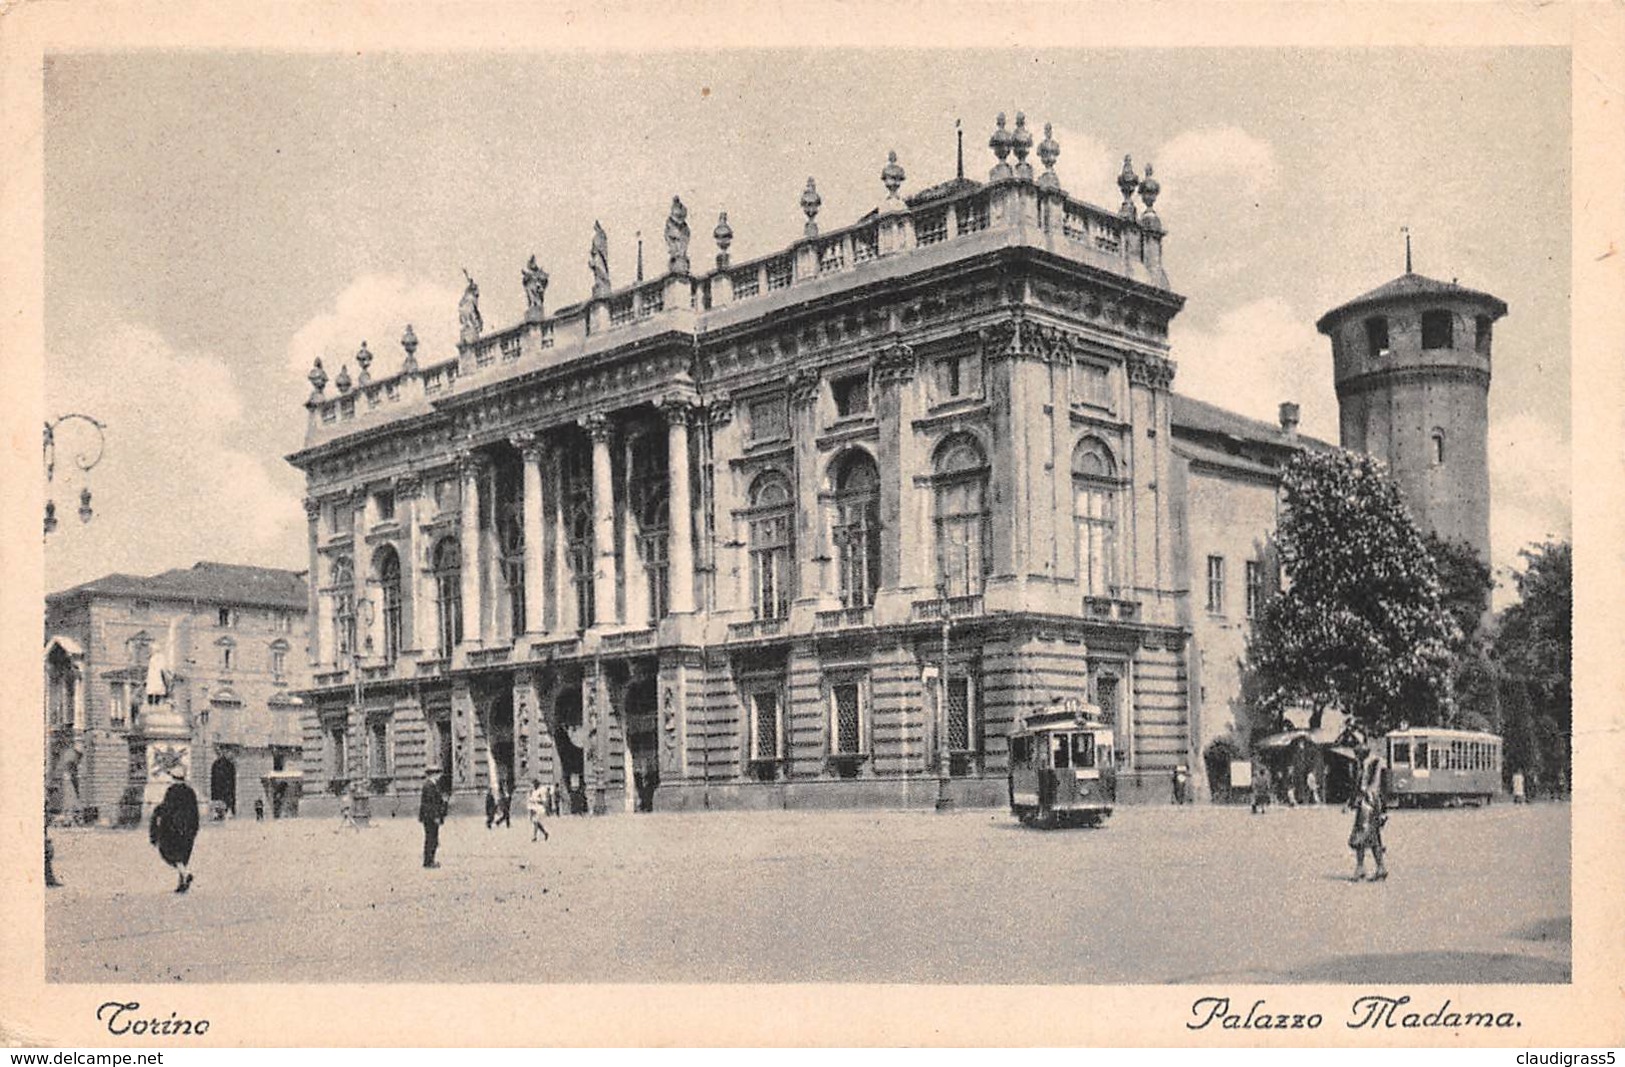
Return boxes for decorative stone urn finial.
[1012,112,1034,180]
[306,357,328,407]
[1139,161,1162,232]
[800,177,822,239]
[1037,122,1061,190]
[989,112,1014,180]
[335,363,352,395]
[1118,154,1141,220]
[714,211,734,269]
[355,340,373,385]
[400,324,419,374]
[882,150,906,200]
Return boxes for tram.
[1008,700,1116,828]
[1382,726,1502,807]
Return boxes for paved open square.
[44,802,1569,984]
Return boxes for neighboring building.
[285,113,1496,810]
[45,562,310,825]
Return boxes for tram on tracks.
[1008,700,1116,828]
[1382,726,1503,807]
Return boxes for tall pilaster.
[350,486,371,661]
[396,472,424,653]
[706,397,742,613]
[303,498,322,665]
[549,443,572,632]
[583,412,618,628]
[458,451,485,648]
[662,397,697,615]
[513,432,546,636]
[788,369,830,608]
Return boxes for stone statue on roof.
[589,222,612,299]
[665,196,691,276]
[522,256,549,322]
[458,269,483,344]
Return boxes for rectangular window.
[329,724,347,780]
[221,645,234,671]
[1365,316,1390,357]
[1421,309,1454,350]
[1391,739,1411,766]
[1475,315,1492,354]
[750,690,781,760]
[832,374,870,418]
[1206,555,1226,614]
[944,666,983,775]
[271,648,287,681]
[375,490,395,522]
[435,478,459,515]
[765,255,793,292]
[109,683,127,727]
[914,207,948,246]
[936,351,981,400]
[369,719,390,779]
[1070,359,1111,409]
[1245,560,1265,619]
[831,682,863,756]
[330,501,352,535]
[218,606,234,627]
[748,396,789,443]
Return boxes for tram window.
[1073,733,1096,768]
[1052,735,1071,769]
[1098,743,1113,768]
[1010,736,1030,765]
[1415,741,1430,769]
[1392,740,1411,766]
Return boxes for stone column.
[549,444,572,633]
[513,432,546,636]
[582,412,617,628]
[303,498,322,666]
[706,397,742,613]
[661,398,697,615]
[350,487,371,661]
[458,451,485,648]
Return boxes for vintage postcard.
[1,0,1620,1049]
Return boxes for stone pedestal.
[140,697,195,821]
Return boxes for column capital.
[706,393,734,428]
[303,497,324,521]
[873,337,917,385]
[788,367,821,407]
[456,449,488,479]
[659,395,698,426]
[580,411,614,443]
[509,429,544,462]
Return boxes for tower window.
[1364,316,1390,358]
[1431,429,1446,467]
[1475,315,1492,354]
[1421,309,1453,350]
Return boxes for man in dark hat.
[149,763,200,893]
[419,765,448,868]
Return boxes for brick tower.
[1315,257,1506,569]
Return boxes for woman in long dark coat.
[1348,746,1388,882]
[149,763,200,893]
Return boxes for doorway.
[552,687,587,813]
[211,755,237,815]
[625,678,660,812]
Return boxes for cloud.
[286,274,464,394]
[45,323,306,589]
[1487,411,1570,606]
[1170,297,1335,441]
[1045,125,1122,208]
[1155,127,1280,200]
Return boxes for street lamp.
[350,596,375,822]
[43,413,107,538]
[935,537,973,813]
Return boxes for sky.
[41,48,1570,607]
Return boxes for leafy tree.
[1492,540,1571,788]
[1245,449,1460,736]
[1425,533,1494,644]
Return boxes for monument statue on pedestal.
[589,222,611,299]
[458,269,483,344]
[665,196,691,275]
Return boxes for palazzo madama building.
[288,113,1493,813]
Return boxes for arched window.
[1431,428,1446,467]
[748,472,795,620]
[432,538,462,656]
[1072,438,1119,598]
[330,555,355,659]
[629,432,671,621]
[563,444,595,630]
[374,545,402,664]
[832,451,882,609]
[932,435,993,597]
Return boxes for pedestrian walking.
[149,763,200,893]
[1348,745,1388,882]
[1511,769,1526,804]
[526,778,550,842]
[338,783,358,830]
[1306,769,1321,805]
[485,788,498,830]
[1250,762,1271,814]
[497,787,513,829]
[254,797,265,822]
[420,766,448,868]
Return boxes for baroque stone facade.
[286,116,1497,811]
